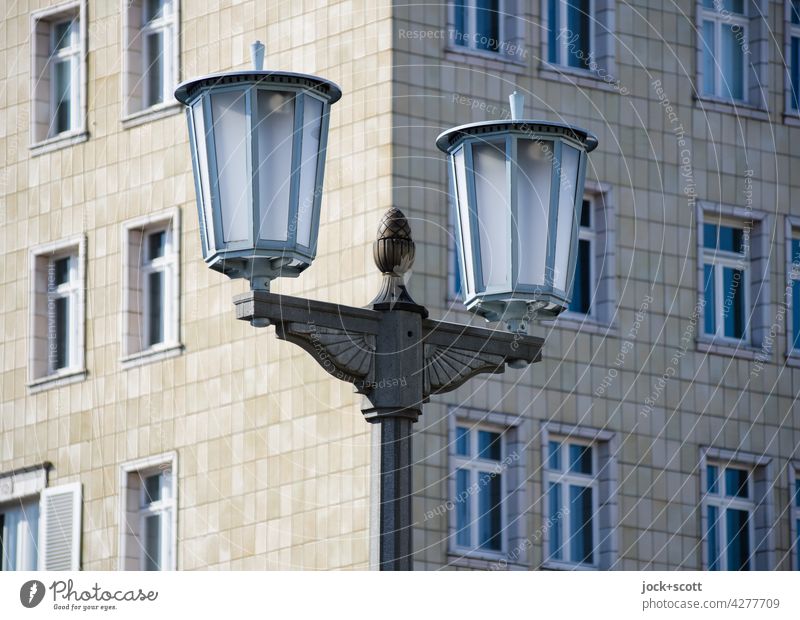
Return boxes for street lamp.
[436,92,598,332]
[175,48,597,570]
[174,41,342,290]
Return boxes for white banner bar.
[1,571,798,619]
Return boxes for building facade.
[1,0,799,571]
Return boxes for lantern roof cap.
[435,119,598,154]
[174,70,342,106]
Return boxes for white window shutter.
[38,482,82,570]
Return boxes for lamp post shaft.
[370,417,414,570]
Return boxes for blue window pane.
[455,469,471,547]
[793,280,800,351]
[147,271,165,346]
[569,485,593,564]
[719,225,744,253]
[548,440,561,471]
[569,444,592,475]
[707,465,718,494]
[547,0,559,63]
[722,267,746,339]
[726,508,750,570]
[475,0,500,52]
[792,239,800,265]
[54,296,69,370]
[795,479,800,507]
[53,20,74,51]
[453,236,463,298]
[548,482,563,560]
[453,0,467,45]
[477,471,502,551]
[703,264,716,335]
[579,198,591,228]
[792,38,800,111]
[701,20,716,96]
[477,430,501,461]
[797,519,800,571]
[53,256,70,287]
[702,0,714,8]
[703,223,717,249]
[455,426,469,456]
[725,467,749,498]
[569,239,592,314]
[54,59,72,134]
[566,0,591,69]
[721,23,744,100]
[707,505,720,570]
[793,1,800,24]
[722,0,744,13]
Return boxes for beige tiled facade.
[1,0,799,571]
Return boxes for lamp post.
[175,44,597,570]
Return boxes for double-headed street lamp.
[175,42,598,570]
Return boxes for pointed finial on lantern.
[251,40,265,71]
[509,91,524,121]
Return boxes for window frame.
[48,16,81,137]
[785,217,800,358]
[28,236,87,391]
[119,453,178,571]
[30,1,88,153]
[698,1,750,102]
[701,220,751,343]
[451,0,507,55]
[696,202,771,357]
[785,0,800,114]
[121,209,182,366]
[790,464,800,571]
[702,462,757,570]
[121,0,181,123]
[699,448,774,571]
[543,435,601,569]
[546,0,597,70]
[541,423,617,571]
[565,194,597,319]
[450,421,509,557]
[47,252,81,374]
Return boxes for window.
[542,425,616,569]
[120,455,177,570]
[542,1,616,77]
[787,225,800,353]
[545,438,598,566]
[0,500,39,571]
[122,0,180,119]
[701,220,749,341]
[704,464,755,570]
[569,197,596,315]
[697,1,769,107]
[791,467,800,571]
[789,1,800,111]
[0,468,82,571]
[701,449,773,570]
[453,0,503,53]
[29,237,86,389]
[547,0,592,69]
[697,204,772,354]
[122,210,181,364]
[31,2,87,148]
[452,424,507,554]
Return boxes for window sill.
[783,112,800,127]
[693,95,770,121]
[443,44,527,72]
[537,62,624,94]
[447,550,525,570]
[121,102,182,129]
[29,130,89,157]
[120,343,184,369]
[542,559,598,571]
[542,312,617,336]
[27,368,87,393]
[784,352,800,368]
[696,338,762,360]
